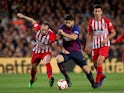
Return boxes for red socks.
[96,66,104,83]
[30,63,52,81]
[46,63,52,80]
[30,69,36,81]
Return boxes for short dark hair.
[64,14,74,20]
[42,22,51,29]
[93,4,103,11]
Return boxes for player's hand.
[17,13,25,18]
[111,40,116,44]
[62,47,70,54]
[58,29,65,36]
[101,38,108,45]
[85,45,91,54]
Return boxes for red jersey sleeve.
[49,31,56,43]
[105,18,114,32]
[115,31,124,43]
[33,23,41,31]
[88,19,93,32]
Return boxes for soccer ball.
[57,79,68,90]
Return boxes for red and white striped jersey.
[88,17,114,49]
[32,23,56,53]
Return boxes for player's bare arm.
[58,29,78,40]
[85,31,93,54]
[101,29,116,45]
[17,13,37,24]
[56,33,62,40]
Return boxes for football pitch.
[0,73,124,93]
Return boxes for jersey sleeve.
[105,18,114,32]
[33,23,41,31]
[73,25,80,35]
[49,31,56,43]
[87,19,93,32]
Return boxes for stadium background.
[0,0,124,74]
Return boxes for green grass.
[0,73,124,93]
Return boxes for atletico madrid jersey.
[32,23,56,53]
[88,17,114,49]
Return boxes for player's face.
[93,8,103,19]
[65,20,74,28]
[41,25,49,35]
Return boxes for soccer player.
[56,14,100,88]
[111,30,124,62]
[17,13,56,88]
[85,4,116,85]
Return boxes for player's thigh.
[31,52,41,69]
[71,51,87,67]
[56,54,65,63]
[92,48,99,61]
[99,46,109,58]
[43,54,51,64]
[97,46,109,65]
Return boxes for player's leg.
[81,65,98,88]
[30,62,39,82]
[43,52,55,87]
[95,56,105,83]
[92,48,103,84]
[29,52,41,88]
[71,51,97,88]
[95,46,109,84]
[56,54,72,87]
[92,49,99,70]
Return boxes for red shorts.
[31,52,51,63]
[92,46,109,61]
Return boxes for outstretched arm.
[111,31,124,43]
[17,13,37,24]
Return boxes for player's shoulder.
[89,18,94,21]
[88,18,94,24]
[60,24,66,29]
[73,24,80,31]
[33,23,41,31]
[103,17,111,22]
[48,29,56,35]
[33,23,40,27]
[73,24,79,28]
[48,29,56,42]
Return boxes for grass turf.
[0,73,124,93]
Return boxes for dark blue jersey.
[59,24,81,52]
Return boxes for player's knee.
[56,55,64,63]
[97,56,105,65]
[31,63,37,70]
[43,55,51,64]
[32,66,37,70]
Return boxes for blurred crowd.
[0,0,124,60]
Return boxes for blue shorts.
[60,51,87,67]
